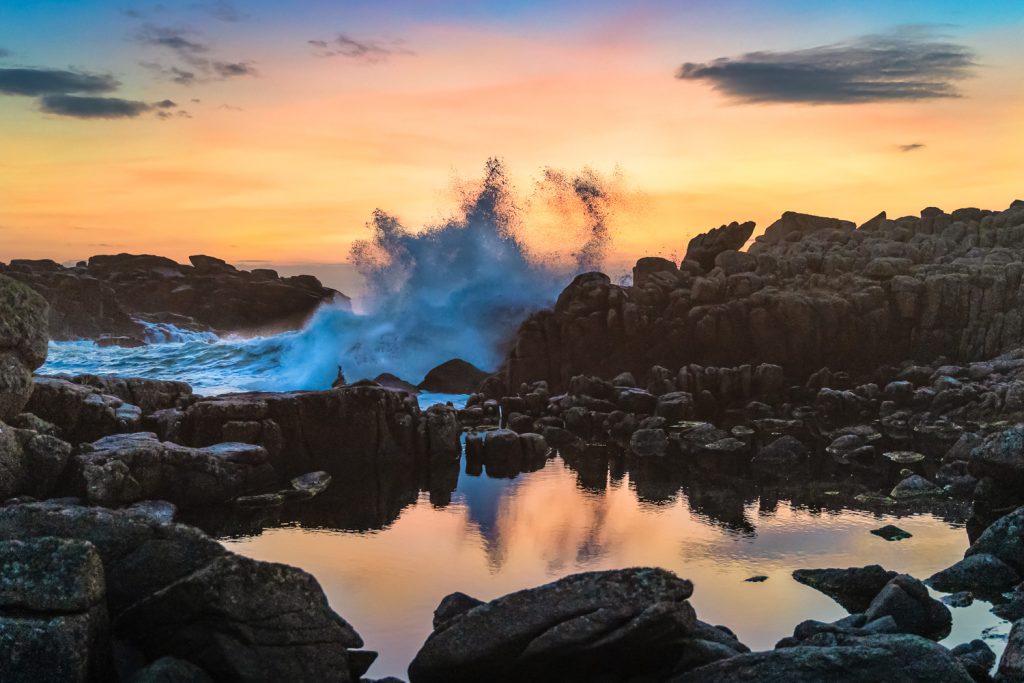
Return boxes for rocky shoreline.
[4,199,1024,681]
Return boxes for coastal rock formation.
[0,501,373,681]
[0,274,49,420]
[408,568,747,683]
[684,220,756,271]
[503,201,1024,391]
[0,254,347,341]
[0,421,71,499]
[792,565,898,613]
[418,358,490,394]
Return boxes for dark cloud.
[39,94,153,119]
[899,143,926,152]
[212,61,257,78]
[137,24,208,59]
[0,68,119,96]
[308,34,414,62]
[676,29,977,104]
[154,98,177,108]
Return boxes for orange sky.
[1,9,1022,268]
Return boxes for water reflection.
[219,449,1008,680]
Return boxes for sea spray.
[42,159,628,394]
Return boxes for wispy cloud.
[308,34,414,62]
[137,24,257,84]
[898,143,926,152]
[192,0,248,22]
[676,28,977,104]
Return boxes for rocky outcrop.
[0,500,373,681]
[0,274,49,420]
[418,358,490,394]
[792,565,898,613]
[0,254,348,341]
[73,432,275,509]
[0,418,72,499]
[684,220,756,271]
[408,567,747,683]
[26,376,145,444]
[0,537,109,682]
[503,201,1024,391]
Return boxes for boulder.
[26,376,142,444]
[0,420,72,498]
[792,565,898,613]
[684,221,756,271]
[0,274,49,420]
[966,506,1024,573]
[863,574,952,639]
[408,568,737,683]
[998,618,1024,682]
[927,553,1020,594]
[418,359,490,394]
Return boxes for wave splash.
[42,159,625,394]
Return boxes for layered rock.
[503,201,1024,391]
[0,254,348,341]
[0,274,49,420]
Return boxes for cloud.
[0,68,119,96]
[192,0,248,22]
[676,28,977,104]
[39,94,154,119]
[138,24,256,83]
[137,24,208,60]
[899,143,926,152]
[212,61,257,78]
[308,34,414,62]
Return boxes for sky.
[1,0,1022,277]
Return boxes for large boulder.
[0,537,109,682]
[792,565,898,613]
[927,553,1020,594]
[408,568,745,683]
[680,633,973,683]
[966,506,1024,573]
[26,376,143,444]
[418,359,490,394]
[0,419,72,499]
[72,432,276,509]
[684,221,756,271]
[863,574,952,639]
[0,274,49,420]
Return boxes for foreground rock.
[408,568,747,683]
[0,274,49,420]
[792,565,898,613]
[0,254,347,340]
[418,358,490,394]
[0,500,373,681]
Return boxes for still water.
[221,453,1010,680]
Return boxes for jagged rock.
[792,565,898,613]
[927,553,1020,594]
[73,432,275,509]
[419,359,490,394]
[863,574,952,639]
[0,274,49,420]
[684,221,756,271]
[0,420,72,499]
[408,568,741,683]
[966,506,1024,573]
[1,254,345,339]
[25,376,143,444]
[0,537,109,682]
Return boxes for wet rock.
[681,633,973,683]
[864,574,952,639]
[997,618,1024,682]
[630,428,669,458]
[73,432,275,509]
[891,474,942,500]
[289,471,332,499]
[872,525,912,541]
[745,575,768,582]
[0,537,109,682]
[943,592,974,608]
[950,639,995,682]
[419,359,490,394]
[751,435,807,475]
[409,568,718,683]
[0,274,49,420]
[792,565,898,613]
[927,553,1020,594]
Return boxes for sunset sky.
[1,0,1022,277]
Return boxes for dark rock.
[872,525,912,541]
[684,220,756,271]
[793,565,898,613]
[966,507,1024,573]
[373,373,419,393]
[751,435,807,475]
[745,575,768,582]
[864,574,952,639]
[0,274,49,420]
[432,591,484,629]
[409,568,715,683]
[927,553,1020,594]
[630,428,669,458]
[997,618,1024,682]
[891,474,942,500]
[127,656,214,682]
[942,592,974,608]
[418,359,490,394]
[950,639,995,683]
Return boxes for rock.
[684,220,756,271]
[25,376,143,444]
[998,618,1024,682]
[0,274,49,420]
[966,506,1024,573]
[745,575,768,582]
[891,474,942,499]
[680,633,973,682]
[970,427,1024,486]
[432,591,484,629]
[872,525,912,541]
[793,565,898,613]
[289,471,332,499]
[0,420,72,499]
[115,553,371,682]
[1,254,345,339]
[927,553,1020,594]
[950,639,995,682]
[373,373,419,393]
[408,568,728,683]
[942,592,974,608]
[418,359,490,394]
[864,574,952,639]
[629,428,669,458]
[751,435,807,475]
[0,537,109,682]
[72,432,275,509]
